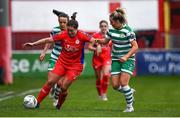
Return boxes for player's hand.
[94,39,99,45]
[96,44,102,56]
[39,52,46,61]
[23,42,34,48]
[119,56,128,62]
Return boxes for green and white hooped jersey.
[106,24,136,61]
[48,26,62,71]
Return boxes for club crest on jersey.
[75,39,80,44]
[119,34,126,38]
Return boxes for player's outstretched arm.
[89,38,102,56]
[39,43,52,61]
[95,38,110,45]
[88,42,96,51]
[88,37,95,50]
[23,37,54,48]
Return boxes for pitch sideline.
[0,88,41,102]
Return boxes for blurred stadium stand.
[12,30,166,50]
[8,0,180,77]
[10,0,180,50]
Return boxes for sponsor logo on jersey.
[64,44,79,52]
[75,39,80,44]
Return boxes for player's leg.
[93,57,103,99]
[48,59,65,106]
[120,72,134,112]
[56,77,72,109]
[111,61,122,92]
[111,74,120,90]
[55,78,69,110]
[49,83,56,98]
[101,64,111,101]
[52,78,63,106]
[56,74,74,109]
[94,68,102,98]
[56,90,68,110]
[36,71,62,107]
[120,60,135,112]
[56,69,82,110]
[48,59,57,98]
[43,61,65,108]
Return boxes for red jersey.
[92,32,111,59]
[92,32,111,70]
[53,30,91,66]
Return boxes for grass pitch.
[0,74,180,117]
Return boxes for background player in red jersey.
[89,20,111,101]
[23,12,97,110]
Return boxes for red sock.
[102,75,109,94]
[96,79,102,96]
[56,91,68,109]
[37,84,51,104]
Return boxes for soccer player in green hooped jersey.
[96,8,138,112]
[39,9,69,106]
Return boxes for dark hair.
[67,12,78,29]
[99,20,108,26]
[53,9,69,21]
[110,8,126,24]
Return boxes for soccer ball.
[23,95,37,108]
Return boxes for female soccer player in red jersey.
[89,20,111,101]
[23,12,97,110]
[38,9,69,106]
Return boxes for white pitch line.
[0,88,41,102]
[0,91,14,97]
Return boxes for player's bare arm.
[23,37,54,47]
[88,37,96,50]
[119,40,138,62]
[95,38,110,45]
[39,43,53,61]
[88,42,96,51]
[89,38,102,56]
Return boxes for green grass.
[0,75,180,117]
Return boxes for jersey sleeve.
[50,29,55,37]
[80,31,92,42]
[127,31,136,42]
[52,31,66,42]
[92,33,98,38]
[105,30,112,40]
[50,27,61,37]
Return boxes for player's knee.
[104,74,111,79]
[46,80,55,87]
[96,79,101,84]
[62,91,68,97]
[57,81,62,88]
[61,85,68,92]
[103,74,110,80]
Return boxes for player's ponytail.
[110,7,126,24]
[116,8,125,16]
[67,12,78,29]
[52,9,69,21]
[71,12,77,20]
[53,9,64,16]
